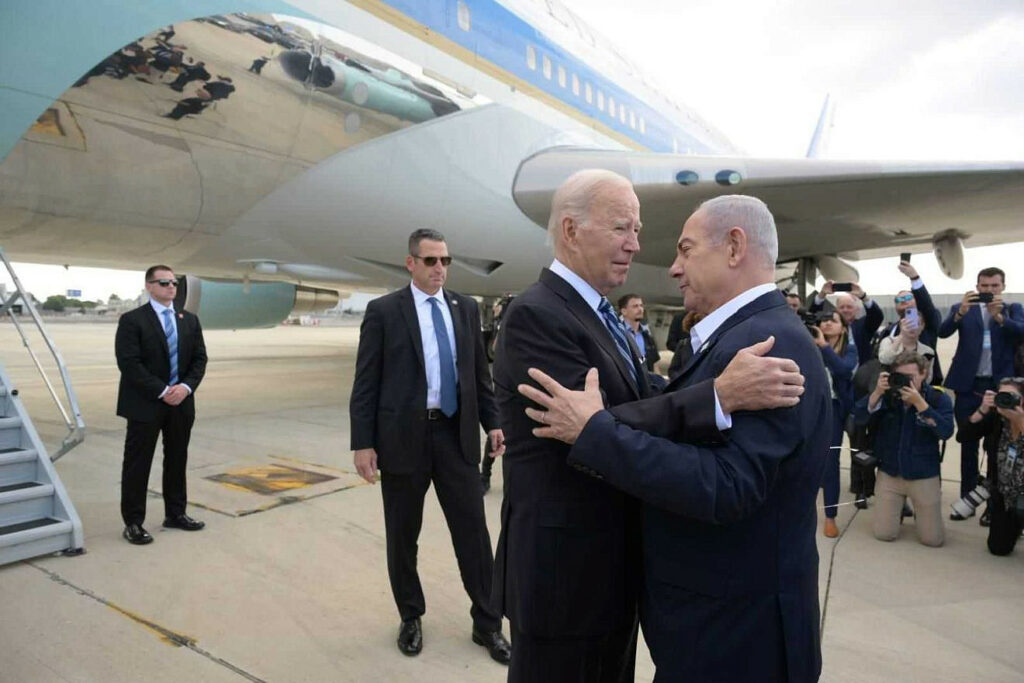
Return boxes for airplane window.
[608,97,615,118]
[571,73,579,96]
[585,82,592,103]
[542,55,552,80]
[629,111,636,129]
[457,1,471,31]
[619,107,626,124]
[639,118,646,134]
[558,65,566,88]
[597,91,604,111]
[527,45,537,70]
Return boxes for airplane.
[2,0,1023,329]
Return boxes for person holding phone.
[939,267,1024,520]
[878,307,937,383]
[810,280,883,365]
[875,259,944,383]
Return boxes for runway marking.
[27,562,269,683]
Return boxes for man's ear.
[405,255,415,273]
[727,227,747,266]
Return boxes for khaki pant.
[873,471,945,547]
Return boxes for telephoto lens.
[950,480,990,519]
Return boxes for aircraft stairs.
[0,248,85,566]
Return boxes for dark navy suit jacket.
[569,290,830,683]
[938,301,1024,393]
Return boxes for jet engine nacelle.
[932,230,965,279]
[815,254,860,285]
[175,275,339,329]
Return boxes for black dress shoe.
[397,617,422,656]
[163,514,205,531]
[123,524,153,545]
[472,627,511,665]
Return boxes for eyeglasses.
[413,256,452,267]
[147,279,178,287]
[893,294,914,304]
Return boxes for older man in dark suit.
[493,173,806,683]
[349,229,510,664]
[116,265,207,545]
[520,195,829,682]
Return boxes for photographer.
[939,267,1024,515]
[956,378,1024,555]
[812,310,858,538]
[855,351,953,547]
[811,281,884,365]
[875,261,943,383]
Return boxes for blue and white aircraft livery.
[2,0,1023,326]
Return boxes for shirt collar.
[549,259,604,314]
[410,281,445,306]
[690,283,778,352]
[149,298,174,316]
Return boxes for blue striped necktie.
[597,298,638,386]
[428,298,458,417]
[161,308,179,385]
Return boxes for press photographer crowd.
[665,260,1024,554]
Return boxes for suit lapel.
[540,269,640,399]
[398,287,425,369]
[669,290,787,389]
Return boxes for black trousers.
[120,406,195,526]
[987,490,1021,556]
[508,613,638,683]
[380,416,500,632]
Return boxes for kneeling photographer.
[956,377,1024,556]
[855,351,953,546]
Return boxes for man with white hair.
[519,195,830,682]
[810,281,883,365]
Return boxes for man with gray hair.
[518,194,830,681]
[493,178,808,682]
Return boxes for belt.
[425,409,456,421]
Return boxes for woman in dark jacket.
[814,310,858,538]
[855,351,953,546]
[956,377,1024,555]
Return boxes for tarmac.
[1,322,1021,682]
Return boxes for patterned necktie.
[162,308,179,385]
[597,298,638,386]
[428,298,458,417]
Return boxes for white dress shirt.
[410,282,458,410]
[149,298,191,397]
[689,282,779,430]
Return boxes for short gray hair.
[695,195,778,268]
[408,228,446,255]
[547,169,633,243]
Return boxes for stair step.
[0,518,73,553]
[0,416,22,430]
[0,481,53,502]
[0,516,63,536]
[0,447,36,464]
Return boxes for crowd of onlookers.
[673,262,1024,555]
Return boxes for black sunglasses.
[147,279,178,287]
[413,256,452,267]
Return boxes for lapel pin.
[178,313,184,319]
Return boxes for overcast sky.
[4,0,1023,301]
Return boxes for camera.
[801,312,831,338]
[994,391,1021,409]
[950,478,989,519]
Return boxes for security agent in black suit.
[116,266,207,545]
[520,196,825,682]
[349,229,511,664]
[493,172,805,683]
[617,293,659,372]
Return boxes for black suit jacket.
[491,268,717,639]
[570,290,830,682]
[115,303,207,422]
[349,285,498,473]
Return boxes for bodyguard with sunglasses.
[115,265,207,545]
[349,229,510,664]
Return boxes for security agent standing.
[349,229,511,664]
[116,265,207,545]
[618,293,659,371]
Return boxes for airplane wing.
[511,148,1024,273]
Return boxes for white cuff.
[713,387,732,431]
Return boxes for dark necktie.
[428,298,458,417]
[161,308,179,385]
[597,298,638,386]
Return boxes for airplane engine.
[932,230,966,279]
[815,254,860,284]
[174,276,339,330]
